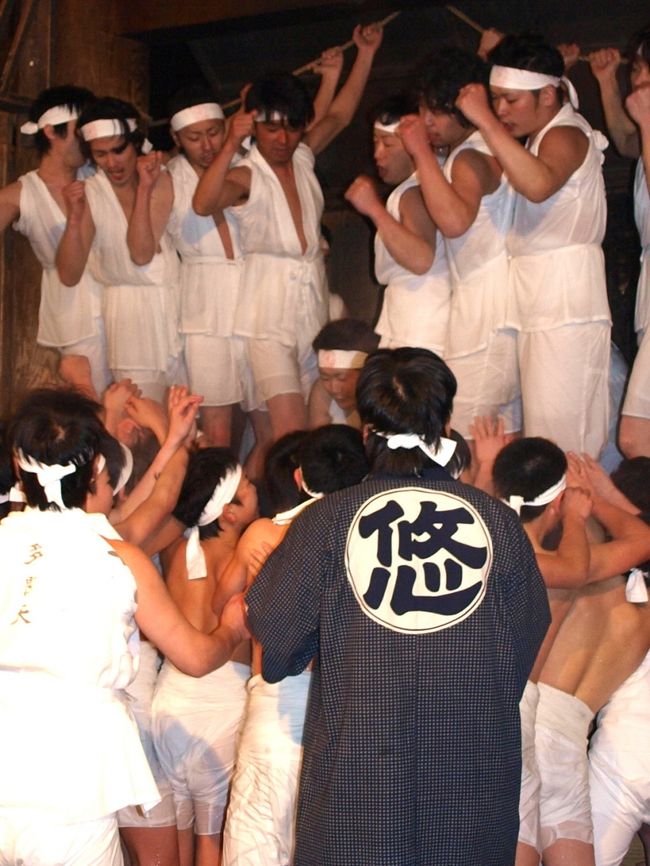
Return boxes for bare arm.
[212,518,278,615]
[305,23,383,156]
[456,83,589,203]
[469,416,512,495]
[534,488,592,588]
[110,537,248,676]
[193,110,253,215]
[345,176,435,273]
[0,181,21,233]
[308,379,334,429]
[309,47,344,129]
[56,180,95,285]
[399,114,497,237]
[589,48,639,158]
[127,153,173,265]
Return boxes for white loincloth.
[518,680,541,852]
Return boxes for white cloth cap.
[170,102,225,131]
[186,465,242,581]
[490,65,579,109]
[20,105,79,135]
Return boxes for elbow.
[58,268,80,287]
[130,250,154,266]
[192,194,211,217]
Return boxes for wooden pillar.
[0,0,148,418]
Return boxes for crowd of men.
[0,17,650,866]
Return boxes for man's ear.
[293,466,303,490]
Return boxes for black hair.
[172,447,239,539]
[77,97,146,161]
[368,92,419,127]
[9,388,123,511]
[260,430,309,517]
[312,318,379,355]
[0,423,14,518]
[27,84,95,156]
[493,437,566,524]
[357,348,457,476]
[625,25,650,73]
[245,73,314,130]
[419,46,489,128]
[488,32,564,77]
[123,429,160,496]
[167,83,221,120]
[447,428,472,480]
[298,424,368,495]
[611,457,650,518]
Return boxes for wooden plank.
[0,0,38,92]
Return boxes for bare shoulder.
[240,518,280,551]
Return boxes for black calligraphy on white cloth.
[345,489,491,633]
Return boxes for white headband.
[504,473,567,516]
[170,102,224,131]
[626,567,649,603]
[20,105,79,135]
[374,120,400,135]
[16,450,78,509]
[318,350,367,370]
[490,65,579,109]
[80,118,137,141]
[114,444,133,495]
[255,110,292,124]
[375,432,457,468]
[300,476,325,501]
[9,483,26,503]
[186,465,242,581]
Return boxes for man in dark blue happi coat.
[246,347,550,866]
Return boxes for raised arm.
[112,537,249,676]
[589,48,640,158]
[0,181,21,234]
[305,23,383,156]
[399,114,496,237]
[309,47,344,129]
[345,175,436,273]
[456,83,589,202]
[192,110,253,215]
[534,487,592,588]
[56,180,95,285]
[127,152,173,265]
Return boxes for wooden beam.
[0,0,38,92]
[0,91,31,112]
[116,0,361,36]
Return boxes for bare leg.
[196,831,222,866]
[201,405,234,447]
[618,415,650,459]
[542,838,594,866]
[243,409,273,483]
[266,392,308,442]
[178,826,194,866]
[516,841,540,866]
[59,353,98,399]
[119,825,180,866]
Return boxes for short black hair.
[493,437,566,524]
[419,47,489,128]
[77,97,146,161]
[173,447,239,539]
[167,83,221,120]
[27,84,95,156]
[611,456,650,517]
[368,92,419,127]
[298,424,368,495]
[259,430,309,517]
[312,318,379,355]
[357,348,456,476]
[9,388,123,511]
[625,25,650,72]
[245,73,314,130]
[488,32,564,77]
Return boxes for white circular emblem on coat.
[345,487,492,634]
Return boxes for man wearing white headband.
[165,86,271,475]
[152,448,258,866]
[345,93,451,360]
[0,388,249,866]
[0,85,110,398]
[493,439,650,866]
[247,347,550,866]
[455,33,611,459]
[308,317,378,429]
[193,25,383,444]
[588,30,650,460]
[56,97,185,402]
[399,47,521,446]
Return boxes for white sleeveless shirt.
[167,154,243,336]
[634,158,650,333]
[14,169,103,347]
[374,173,451,355]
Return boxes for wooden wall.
[0,0,148,418]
